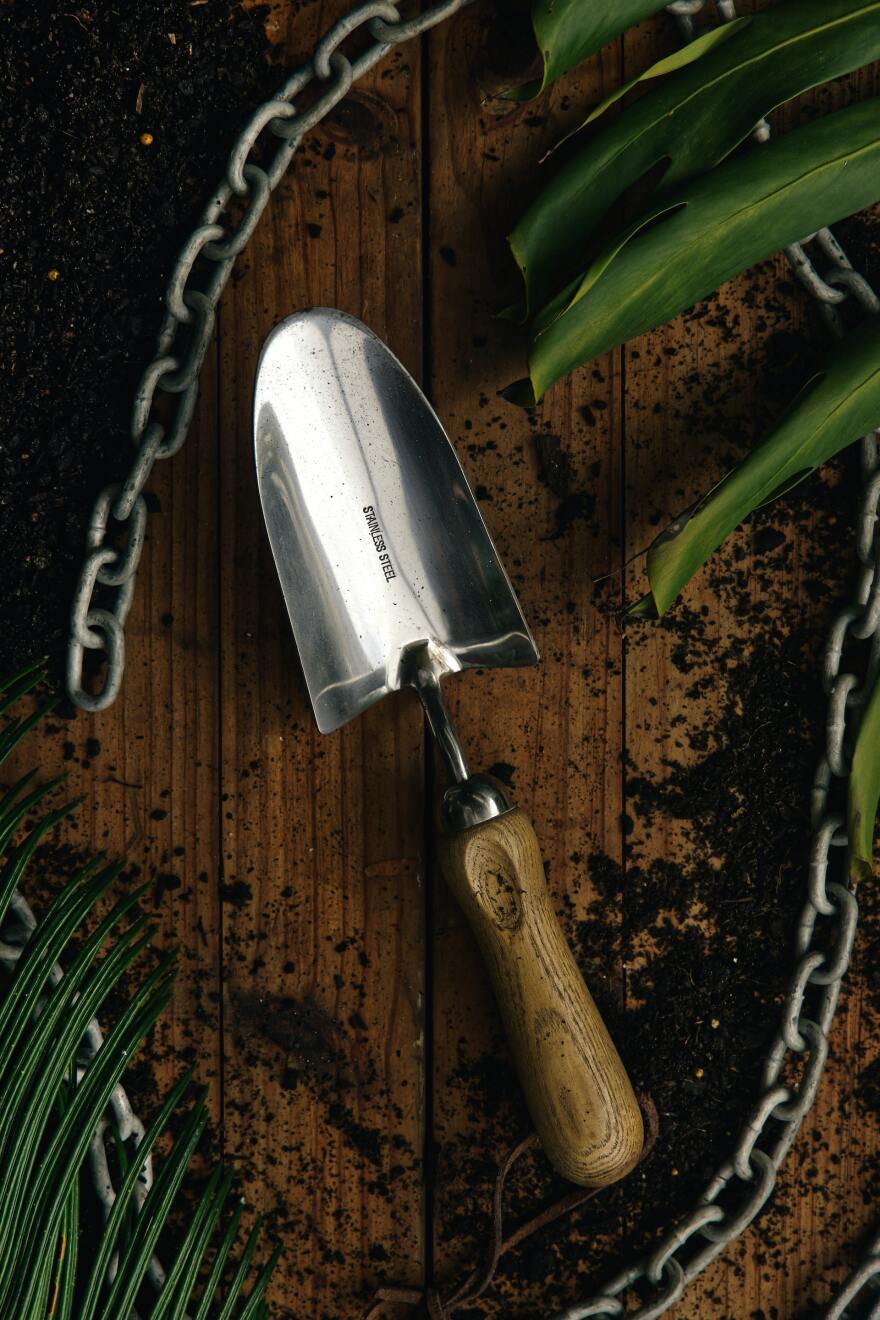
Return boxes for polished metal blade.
[254,308,538,736]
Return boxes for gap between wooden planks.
[4,2,880,1317]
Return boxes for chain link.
[65,0,475,712]
[554,4,880,1319]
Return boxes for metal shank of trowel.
[400,641,513,833]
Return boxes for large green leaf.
[513,98,880,404]
[850,670,880,880]
[511,0,880,315]
[0,669,278,1317]
[516,0,672,100]
[627,318,880,617]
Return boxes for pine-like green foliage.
[0,661,279,1319]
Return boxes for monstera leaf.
[508,98,880,405]
[627,318,880,618]
[850,672,880,880]
[0,662,279,1319]
[511,0,880,315]
[516,0,672,99]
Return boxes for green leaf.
[0,677,279,1318]
[1,950,175,1314]
[627,318,880,617]
[850,671,880,880]
[515,0,672,100]
[521,98,880,403]
[191,1198,247,1320]
[510,0,880,315]
[150,1164,236,1320]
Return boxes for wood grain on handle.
[439,808,643,1187]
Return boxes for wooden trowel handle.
[439,808,643,1188]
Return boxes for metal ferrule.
[441,774,512,833]
[401,642,512,831]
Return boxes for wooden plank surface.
[3,3,880,1318]
[216,4,426,1315]
[426,12,630,1315]
[6,346,225,1129]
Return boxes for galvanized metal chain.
[0,889,165,1308]
[66,0,475,713]
[553,5,880,1319]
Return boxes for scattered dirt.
[429,218,880,1317]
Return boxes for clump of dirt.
[430,220,880,1316]
[0,0,279,678]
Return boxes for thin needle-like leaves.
[0,673,278,1317]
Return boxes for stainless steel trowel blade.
[254,308,538,735]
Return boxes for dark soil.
[0,0,280,677]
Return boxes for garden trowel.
[254,309,643,1187]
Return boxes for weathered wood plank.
[2,342,224,1141]
[215,5,426,1314]
[426,12,628,1314]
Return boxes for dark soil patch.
[0,0,280,678]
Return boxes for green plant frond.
[0,797,81,914]
[0,769,54,845]
[0,910,156,1166]
[192,1197,247,1320]
[0,662,57,765]
[53,1180,80,1320]
[513,0,671,99]
[46,1074,81,1320]
[0,659,49,722]
[850,675,880,880]
[509,0,880,314]
[8,997,178,1316]
[150,1165,236,1320]
[0,862,127,1077]
[79,1070,197,1318]
[629,318,880,616]
[238,1241,283,1320]
[0,946,173,1312]
[522,97,880,401]
[0,677,278,1316]
[0,697,58,767]
[215,1218,269,1320]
